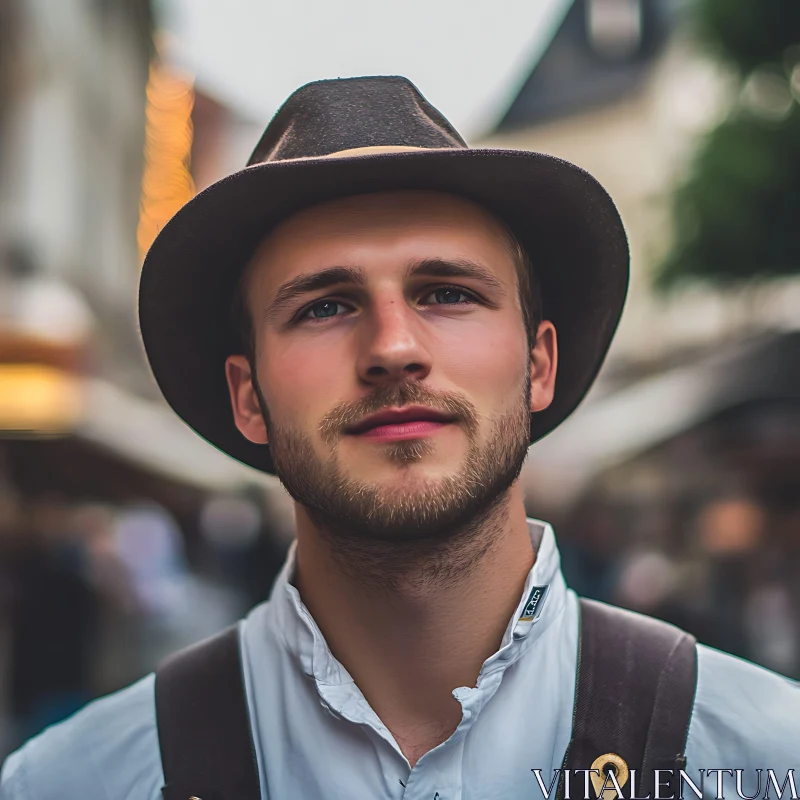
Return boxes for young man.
[2,76,797,800]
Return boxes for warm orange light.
[137,58,196,262]
[0,364,83,434]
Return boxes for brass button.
[590,753,629,800]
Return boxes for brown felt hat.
[138,76,629,475]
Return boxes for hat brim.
[139,148,629,476]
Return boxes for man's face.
[226,190,556,542]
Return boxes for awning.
[76,378,270,491]
[523,331,800,507]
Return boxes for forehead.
[246,190,516,291]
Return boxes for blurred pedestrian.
[2,496,99,747]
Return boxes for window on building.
[587,0,642,61]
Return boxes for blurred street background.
[1,0,799,762]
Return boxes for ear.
[225,355,269,444]
[529,320,557,413]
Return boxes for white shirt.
[2,519,799,800]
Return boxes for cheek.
[438,319,528,408]
[260,338,344,422]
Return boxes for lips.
[346,406,458,435]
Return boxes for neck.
[291,483,534,759]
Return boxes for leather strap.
[155,624,261,800]
[557,598,698,800]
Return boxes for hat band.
[264,144,451,165]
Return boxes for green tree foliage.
[695,0,800,75]
[656,0,800,289]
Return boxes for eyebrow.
[265,257,507,321]
[410,258,507,296]
[266,266,365,320]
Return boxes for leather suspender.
[155,624,261,800]
[155,599,697,800]
[557,599,698,800]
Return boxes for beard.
[253,365,532,589]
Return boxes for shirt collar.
[266,517,568,685]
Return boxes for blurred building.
[0,0,153,453]
[0,0,293,526]
[483,0,745,364]
[0,0,153,383]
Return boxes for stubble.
[255,366,532,593]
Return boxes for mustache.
[318,382,479,446]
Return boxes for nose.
[355,295,432,386]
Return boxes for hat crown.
[247,76,467,166]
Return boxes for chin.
[347,457,460,487]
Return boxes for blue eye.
[301,300,344,321]
[428,287,474,305]
[296,285,477,325]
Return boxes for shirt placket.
[399,669,505,800]
[397,713,465,800]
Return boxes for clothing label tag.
[518,584,549,622]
